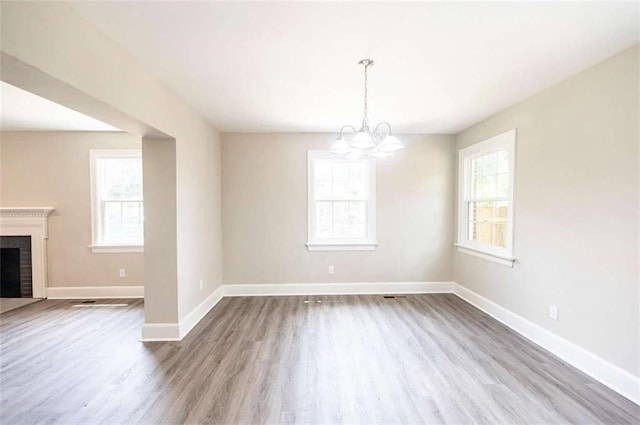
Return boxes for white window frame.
[306,150,377,251]
[456,129,516,267]
[89,149,144,254]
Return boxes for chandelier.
[330,59,404,159]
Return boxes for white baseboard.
[178,286,224,339]
[47,285,144,299]
[141,286,224,342]
[141,323,180,341]
[223,281,454,297]
[452,282,640,406]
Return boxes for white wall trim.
[305,242,377,252]
[141,323,180,342]
[0,207,55,298]
[47,285,144,299]
[223,281,454,297]
[452,282,640,406]
[454,244,516,267]
[89,244,144,254]
[307,150,377,250]
[178,286,224,339]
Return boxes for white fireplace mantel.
[0,207,55,298]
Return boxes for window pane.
[316,180,331,199]
[497,150,509,173]
[469,221,492,246]
[104,201,143,242]
[317,220,332,239]
[492,222,507,247]
[473,175,497,199]
[332,202,348,219]
[468,201,508,247]
[348,201,366,238]
[332,179,348,199]
[315,162,332,181]
[100,157,142,200]
[472,156,483,179]
[122,160,143,199]
[333,163,348,182]
[497,173,509,198]
[348,163,367,199]
[316,202,332,238]
[469,200,508,222]
[482,152,498,176]
[316,201,332,221]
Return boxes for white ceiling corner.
[1,81,121,132]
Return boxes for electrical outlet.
[119,268,126,278]
[548,305,559,321]
[199,279,204,290]
[328,266,335,275]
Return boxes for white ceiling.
[1,81,121,132]
[67,1,638,134]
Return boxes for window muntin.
[307,151,376,250]
[457,130,515,261]
[91,150,143,248]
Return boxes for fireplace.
[0,207,54,298]
[0,236,33,297]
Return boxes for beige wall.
[454,46,639,377]
[0,131,144,287]
[1,2,223,326]
[222,133,455,284]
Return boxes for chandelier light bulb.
[350,130,375,149]
[330,137,352,155]
[378,135,404,153]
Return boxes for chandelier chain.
[363,63,368,127]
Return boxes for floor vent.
[382,295,406,299]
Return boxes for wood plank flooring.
[0,298,43,314]
[0,294,638,424]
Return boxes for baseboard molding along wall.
[451,283,640,406]
[222,281,454,297]
[140,323,180,341]
[47,285,144,299]
[178,286,224,339]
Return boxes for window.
[307,151,376,251]
[457,130,516,266]
[90,150,143,253]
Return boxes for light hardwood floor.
[0,294,638,424]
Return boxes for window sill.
[454,243,515,268]
[89,244,144,254]
[306,242,378,252]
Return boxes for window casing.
[90,150,144,253]
[457,130,516,266]
[307,151,377,251]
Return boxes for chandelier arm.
[372,121,393,136]
[339,125,357,138]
